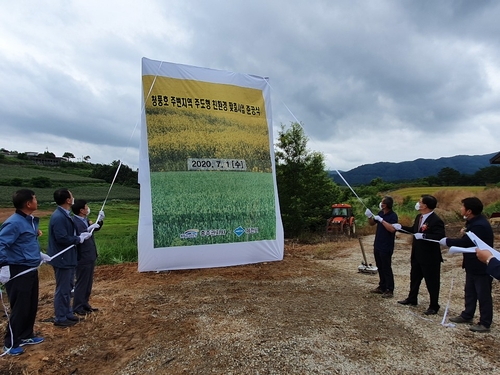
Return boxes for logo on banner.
[180,229,199,239]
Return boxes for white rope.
[1,244,74,286]
[0,288,14,357]
[47,244,76,262]
[408,309,436,323]
[99,161,122,213]
[335,169,369,209]
[397,228,441,243]
[267,79,373,211]
[441,277,456,328]
[265,79,344,172]
[264,79,302,125]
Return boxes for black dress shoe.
[54,319,77,327]
[397,299,417,306]
[423,309,438,315]
[74,310,88,316]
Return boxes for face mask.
[415,202,420,211]
[463,215,468,220]
[71,198,75,205]
[379,202,383,210]
[87,208,91,216]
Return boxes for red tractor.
[326,203,356,237]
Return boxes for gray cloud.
[1,0,499,171]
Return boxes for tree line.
[417,166,500,187]
[0,154,138,189]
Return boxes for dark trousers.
[408,259,441,310]
[53,267,74,323]
[460,272,493,328]
[4,266,38,348]
[374,250,394,292]
[73,262,95,312]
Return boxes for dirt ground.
[0,209,53,223]
[1,217,500,374]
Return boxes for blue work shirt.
[373,210,398,254]
[0,210,41,267]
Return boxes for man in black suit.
[71,199,103,315]
[397,195,446,315]
[440,197,494,333]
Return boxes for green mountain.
[330,153,498,185]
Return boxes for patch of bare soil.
[1,225,500,374]
[0,208,53,223]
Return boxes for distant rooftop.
[490,151,500,165]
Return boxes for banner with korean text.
[138,58,284,271]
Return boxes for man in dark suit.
[71,199,103,315]
[397,195,446,315]
[365,196,398,298]
[440,197,494,333]
[47,188,92,327]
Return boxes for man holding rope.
[0,189,47,356]
[71,199,103,315]
[47,188,92,327]
[439,197,494,333]
[397,195,445,315]
[365,196,398,298]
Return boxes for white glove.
[79,232,92,243]
[414,233,424,240]
[0,266,10,284]
[364,209,373,218]
[392,223,402,231]
[373,215,383,222]
[439,238,448,247]
[40,252,51,263]
[88,223,100,231]
[97,210,105,222]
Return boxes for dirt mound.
[1,229,500,374]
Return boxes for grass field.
[391,186,486,201]
[0,163,100,181]
[150,171,277,247]
[0,162,140,264]
[0,185,140,206]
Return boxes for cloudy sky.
[1,0,499,171]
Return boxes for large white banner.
[138,58,284,271]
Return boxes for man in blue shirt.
[0,189,45,355]
[365,196,398,298]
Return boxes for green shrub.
[31,176,52,188]
[10,178,23,186]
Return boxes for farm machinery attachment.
[357,238,378,274]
